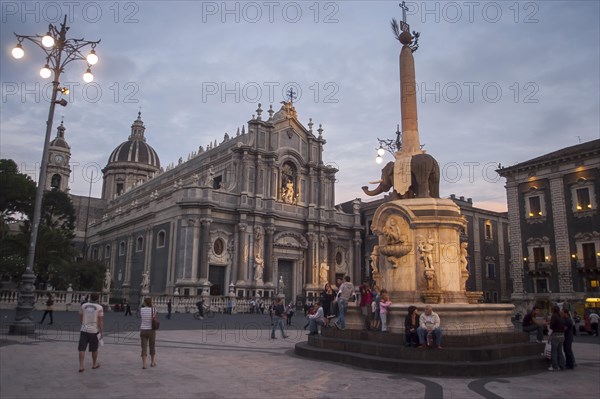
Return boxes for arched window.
[105,245,111,258]
[136,236,144,252]
[157,230,166,248]
[50,174,61,190]
[119,241,126,256]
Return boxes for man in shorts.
[78,292,104,372]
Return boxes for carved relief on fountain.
[377,214,412,268]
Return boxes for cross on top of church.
[399,1,410,32]
[287,88,297,104]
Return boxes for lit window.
[591,280,599,288]
[571,179,597,215]
[484,220,493,240]
[576,188,591,210]
[533,247,546,264]
[524,187,546,222]
[528,196,542,217]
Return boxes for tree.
[0,160,77,288]
[0,159,36,236]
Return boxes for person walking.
[166,299,172,320]
[40,293,54,325]
[140,297,157,369]
[78,293,103,372]
[334,275,354,330]
[124,301,132,316]
[271,298,288,339]
[286,302,295,326]
[590,311,600,336]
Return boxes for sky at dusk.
[1,1,599,212]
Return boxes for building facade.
[85,103,362,303]
[498,139,600,312]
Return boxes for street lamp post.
[9,15,100,334]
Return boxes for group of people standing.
[522,304,577,371]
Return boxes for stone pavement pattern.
[1,317,600,399]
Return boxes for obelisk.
[393,3,422,196]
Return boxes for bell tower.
[46,120,71,192]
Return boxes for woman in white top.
[139,297,157,369]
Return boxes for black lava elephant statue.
[362,153,440,198]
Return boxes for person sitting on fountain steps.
[417,305,443,349]
[522,305,546,343]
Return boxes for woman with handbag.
[139,297,158,369]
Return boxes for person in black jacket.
[404,305,419,347]
[548,305,566,371]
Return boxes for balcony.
[527,262,552,274]
[575,261,600,274]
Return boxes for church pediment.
[273,231,308,249]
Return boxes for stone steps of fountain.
[294,329,547,377]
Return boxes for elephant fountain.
[362,153,440,198]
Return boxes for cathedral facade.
[85,103,362,302]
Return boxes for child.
[379,292,392,332]
[303,303,316,330]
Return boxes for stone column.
[353,236,362,283]
[199,218,212,283]
[265,226,275,284]
[327,235,336,278]
[145,227,153,283]
[497,220,509,302]
[506,181,526,300]
[305,232,315,287]
[124,235,133,286]
[236,223,248,284]
[188,218,200,282]
[473,217,482,292]
[550,177,572,294]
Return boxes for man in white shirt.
[307,302,325,336]
[417,305,443,349]
[590,312,599,336]
[78,293,104,372]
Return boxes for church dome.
[106,112,160,168]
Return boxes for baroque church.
[48,102,363,303]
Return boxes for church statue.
[206,165,214,187]
[103,269,111,292]
[254,254,264,283]
[140,271,150,292]
[278,275,285,292]
[281,180,295,204]
[319,263,329,286]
